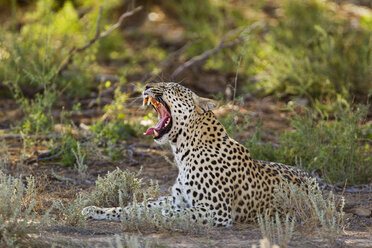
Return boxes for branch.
[57,6,143,75]
[171,22,263,79]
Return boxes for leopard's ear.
[193,94,217,114]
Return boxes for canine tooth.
[154,130,159,136]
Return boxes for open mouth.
[143,95,172,139]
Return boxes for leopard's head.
[142,82,217,144]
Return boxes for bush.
[246,104,372,184]
[257,212,295,248]
[0,172,51,246]
[88,167,146,208]
[0,0,98,97]
[273,178,344,242]
[91,120,138,144]
[257,178,344,246]
[57,193,88,227]
[18,89,57,135]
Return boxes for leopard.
[82,82,312,227]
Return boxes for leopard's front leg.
[81,196,176,221]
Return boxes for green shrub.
[89,87,142,160]
[0,0,97,97]
[59,134,82,166]
[17,88,57,135]
[246,0,372,107]
[246,104,372,184]
[91,120,137,144]
[89,119,138,160]
[0,0,104,137]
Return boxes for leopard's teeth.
[154,130,159,137]
[165,119,170,127]
[143,96,148,106]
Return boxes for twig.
[230,22,263,133]
[57,6,143,75]
[171,22,263,79]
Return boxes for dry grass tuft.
[119,195,214,234]
[88,167,147,207]
[257,212,295,248]
[272,177,344,242]
[0,172,52,246]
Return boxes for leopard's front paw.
[82,206,98,220]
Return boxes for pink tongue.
[145,116,170,135]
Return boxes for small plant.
[90,119,136,161]
[59,134,82,166]
[72,142,88,178]
[90,87,140,157]
[257,212,295,248]
[0,172,51,246]
[16,88,57,136]
[88,167,147,208]
[0,139,9,170]
[273,177,344,241]
[57,193,88,227]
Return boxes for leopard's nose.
[144,85,153,90]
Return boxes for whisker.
[154,73,165,83]
[177,78,186,85]
[125,96,143,107]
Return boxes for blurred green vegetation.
[0,0,371,183]
[245,0,372,112]
[0,0,100,97]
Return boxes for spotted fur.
[82,82,311,226]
